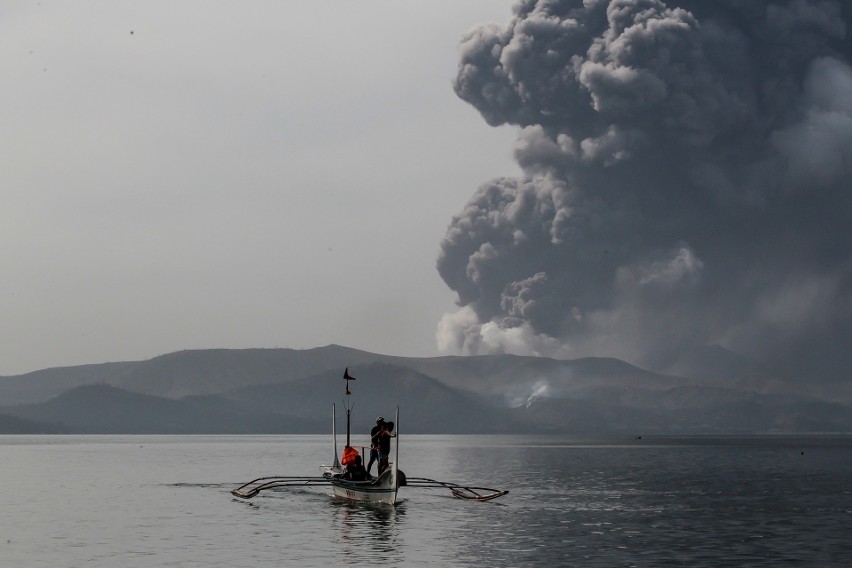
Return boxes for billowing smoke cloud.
[437,0,852,381]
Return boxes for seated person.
[344,454,370,481]
[341,445,359,467]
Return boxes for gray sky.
[5,0,851,384]
[0,1,520,375]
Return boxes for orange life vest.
[341,446,359,466]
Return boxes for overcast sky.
[1,1,520,375]
[5,1,851,383]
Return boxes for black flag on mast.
[343,367,357,395]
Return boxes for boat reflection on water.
[330,499,406,563]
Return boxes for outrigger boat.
[231,368,508,505]
[320,403,401,505]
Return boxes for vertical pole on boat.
[346,405,352,447]
[343,367,356,448]
[332,403,340,469]
[392,405,399,491]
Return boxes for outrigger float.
[231,368,508,505]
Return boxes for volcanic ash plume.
[437,0,852,381]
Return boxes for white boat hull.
[323,467,399,505]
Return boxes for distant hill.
[661,344,852,402]
[515,389,852,434]
[663,344,769,382]
[0,412,66,434]
[402,354,689,405]
[4,384,325,434]
[0,345,380,404]
[223,362,524,434]
[0,345,848,434]
[0,362,141,406]
[0,362,524,435]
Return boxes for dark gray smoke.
[437,0,852,381]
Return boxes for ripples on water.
[0,435,849,567]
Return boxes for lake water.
[0,434,849,567]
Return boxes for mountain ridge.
[0,345,848,434]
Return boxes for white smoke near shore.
[506,379,554,408]
[437,0,852,381]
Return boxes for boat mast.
[392,405,399,490]
[343,368,356,447]
[332,403,340,469]
[346,405,351,447]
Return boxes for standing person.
[377,420,395,476]
[367,417,384,476]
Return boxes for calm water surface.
[1,434,849,567]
